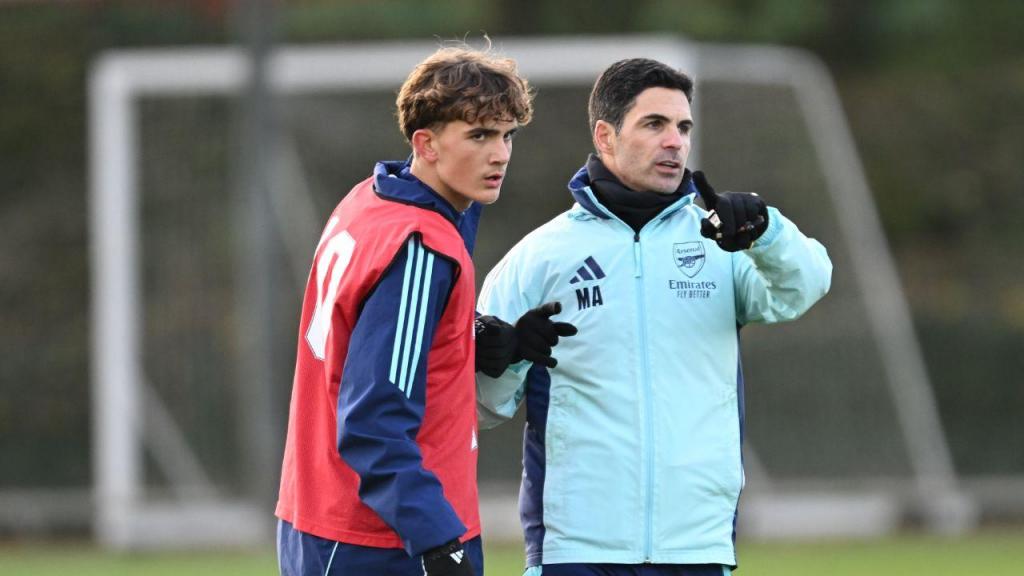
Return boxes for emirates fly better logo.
[670,242,716,299]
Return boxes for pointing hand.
[693,171,769,252]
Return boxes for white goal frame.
[89,35,972,549]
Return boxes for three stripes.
[569,256,606,284]
[388,236,435,397]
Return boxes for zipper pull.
[633,234,642,278]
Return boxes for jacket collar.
[567,161,696,222]
[372,160,482,254]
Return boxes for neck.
[585,154,686,233]
[409,157,470,212]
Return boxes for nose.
[663,127,685,150]
[491,139,512,164]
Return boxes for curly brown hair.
[396,44,534,141]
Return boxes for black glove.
[422,539,474,576]
[694,171,769,252]
[475,315,518,378]
[512,302,578,369]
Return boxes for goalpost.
[89,36,973,549]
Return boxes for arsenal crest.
[674,242,705,278]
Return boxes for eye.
[470,132,487,141]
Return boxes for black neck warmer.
[585,154,691,234]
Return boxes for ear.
[593,120,616,158]
[411,128,438,163]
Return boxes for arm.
[476,364,531,429]
[692,171,831,325]
[474,246,578,428]
[733,207,833,325]
[475,254,533,429]
[336,234,463,556]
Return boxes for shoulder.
[512,208,593,255]
[349,196,460,253]
[489,211,568,273]
[483,209,594,290]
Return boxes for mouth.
[483,173,504,187]
[654,160,683,177]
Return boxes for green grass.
[1,531,1022,575]
[736,530,1024,575]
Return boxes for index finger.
[537,301,562,318]
[692,171,718,210]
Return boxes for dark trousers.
[277,519,484,576]
[530,563,731,576]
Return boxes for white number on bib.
[305,218,356,359]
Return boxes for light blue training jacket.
[476,166,832,568]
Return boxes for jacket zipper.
[585,184,678,562]
[632,231,655,562]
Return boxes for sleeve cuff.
[751,206,784,249]
[509,359,532,375]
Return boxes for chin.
[650,179,683,194]
[473,189,501,205]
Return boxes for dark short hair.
[396,44,534,141]
[588,58,694,133]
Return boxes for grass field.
[1,530,1022,575]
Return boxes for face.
[596,86,693,194]
[411,118,518,211]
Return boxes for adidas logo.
[570,256,606,310]
[449,550,465,564]
[569,256,606,284]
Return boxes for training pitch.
[1,531,1022,575]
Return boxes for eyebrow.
[638,113,693,128]
[468,126,519,137]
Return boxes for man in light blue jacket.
[476,58,833,576]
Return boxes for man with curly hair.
[275,44,538,576]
